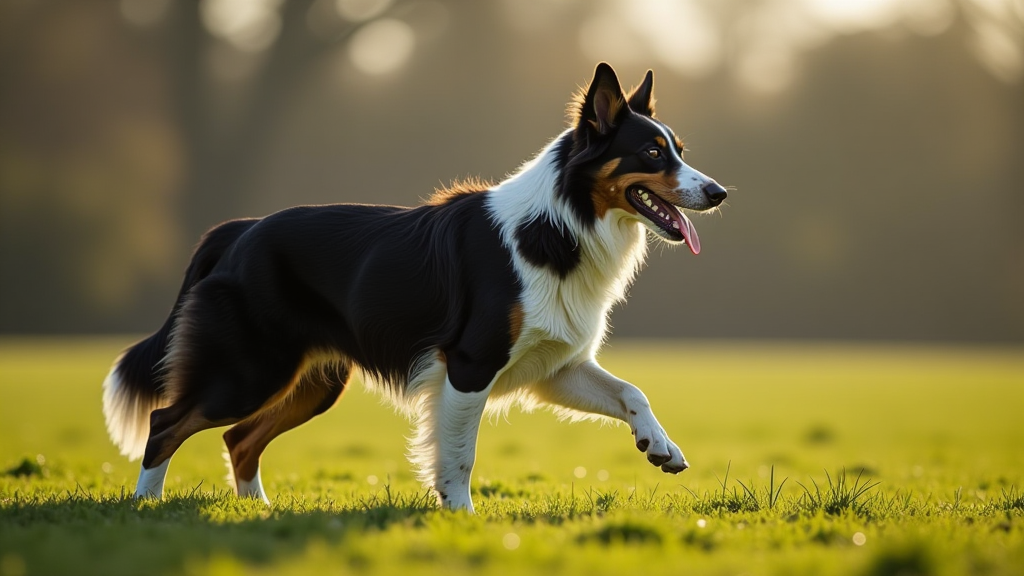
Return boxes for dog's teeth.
[672,221,680,229]
[644,199,653,207]
[641,192,649,199]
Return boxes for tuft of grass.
[695,462,762,513]
[797,468,880,517]
[736,464,788,511]
[861,541,937,576]
[577,519,665,546]
[3,457,44,479]
[804,424,837,445]
[679,463,788,514]
[996,486,1024,512]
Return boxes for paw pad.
[647,452,671,466]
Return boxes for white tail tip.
[101,357,162,461]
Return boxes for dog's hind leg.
[133,279,308,499]
[223,359,350,504]
[135,401,235,499]
[135,356,308,500]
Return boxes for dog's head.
[558,63,727,254]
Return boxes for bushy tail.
[102,219,258,460]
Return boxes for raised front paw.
[633,424,689,474]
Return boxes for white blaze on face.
[674,160,716,206]
[646,117,715,207]
[677,160,711,187]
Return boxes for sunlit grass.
[1,338,1023,575]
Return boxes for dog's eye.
[646,148,661,159]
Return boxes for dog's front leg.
[534,359,689,473]
[409,370,492,513]
[434,375,490,512]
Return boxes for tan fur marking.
[508,304,525,346]
[252,360,309,417]
[625,81,657,116]
[226,357,350,483]
[427,177,495,205]
[591,161,685,219]
[603,96,625,128]
[655,136,667,148]
[149,409,232,465]
[567,86,625,131]
[618,172,682,199]
[225,417,274,482]
[227,350,344,433]
[591,159,633,218]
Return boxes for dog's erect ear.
[627,70,655,116]
[575,62,626,135]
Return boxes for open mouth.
[626,187,701,255]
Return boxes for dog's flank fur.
[102,63,728,511]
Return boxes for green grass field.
[1,338,1022,576]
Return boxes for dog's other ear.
[627,70,655,116]
[574,62,626,135]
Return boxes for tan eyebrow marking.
[655,136,667,148]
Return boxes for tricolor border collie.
[103,63,727,512]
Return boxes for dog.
[102,63,727,512]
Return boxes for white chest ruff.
[481,132,651,404]
[492,216,648,401]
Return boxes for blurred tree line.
[1,0,1022,341]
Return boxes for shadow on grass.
[0,485,437,576]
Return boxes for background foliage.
[1,0,1022,340]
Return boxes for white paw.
[632,420,689,474]
[437,485,475,513]
[133,488,162,500]
[237,471,271,506]
[660,436,689,474]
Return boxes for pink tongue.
[673,209,701,255]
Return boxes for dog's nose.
[702,182,728,206]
